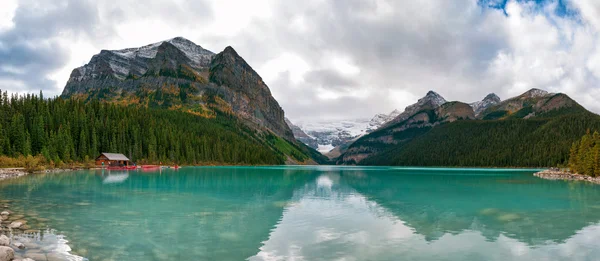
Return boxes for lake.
[1,166,600,261]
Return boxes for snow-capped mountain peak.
[71,37,215,82]
[520,88,552,98]
[424,91,447,107]
[385,91,448,127]
[470,93,501,116]
[166,37,215,68]
[367,109,402,131]
[289,110,399,153]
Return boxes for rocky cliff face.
[285,118,318,148]
[63,37,214,96]
[62,37,295,141]
[209,46,294,141]
[437,102,475,122]
[384,91,447,127]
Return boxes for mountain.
[478,88,581,120]
[383,91,447,128]
[285,118,318,149]
[60,37,321,165]
[63,37,214,95]
[470,93,501,117]
[367,109,401,132]
[338,91,458,164]
[289,110,400,153]
[338,88,600,167]
[293,119,370,152]
[63,37,294,141]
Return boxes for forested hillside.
[360,111,600,167]
[0,90,317,166]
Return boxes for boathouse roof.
[97,153,130,161]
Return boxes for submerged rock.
[24,252,46,261]
[0,246,14,261]
[8,221,23,229]
[497,213,520,222]
[479,208,499,216]
[13,242,24,249]
[0,235,8,246]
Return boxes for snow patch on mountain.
[520,88,552,98]
[111,41,163,59]
[368,109,401,132]
[72,37,215,81]
[167,37,215,68]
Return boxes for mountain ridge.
[337,88,594,166]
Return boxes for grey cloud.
[0,0,213,95]
[0,0,103,94]
[305,69,358,91]
[3,0,600,121]
[229,0,600,121]
[225,0,513,120]
[269,70,392,121]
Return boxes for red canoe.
[141,165,161,170]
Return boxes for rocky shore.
[0,200,86,261]
[0,168,83,183]
[0,170,27,182]
[534,169,600,184]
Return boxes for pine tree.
[10,114,26,156]
[23,131,31,156]
[569,141,579,172]
[79,129,88,160]
[593,144,600,177]
[578,132,593,172]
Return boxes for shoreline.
[0,169,28,182]
[0,168,83,183]
[534,169,600,184]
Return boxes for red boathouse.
[95,153,130,167]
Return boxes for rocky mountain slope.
[383,91,447,128]
[338,88,592,166]
[61,37,324,164]
[63,37,294,140]
[470,93,501,117]
[478,89,580,120]
[285,118,318,149]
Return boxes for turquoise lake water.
[2,166,600,260]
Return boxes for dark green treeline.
[568,130,600,176]
[0,90,282,165]
[361,112,600,167]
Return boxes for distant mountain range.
[336,88,600,167]
[62,37,326,165]
[285,109,400,153]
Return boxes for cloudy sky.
[1,0,600,121]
